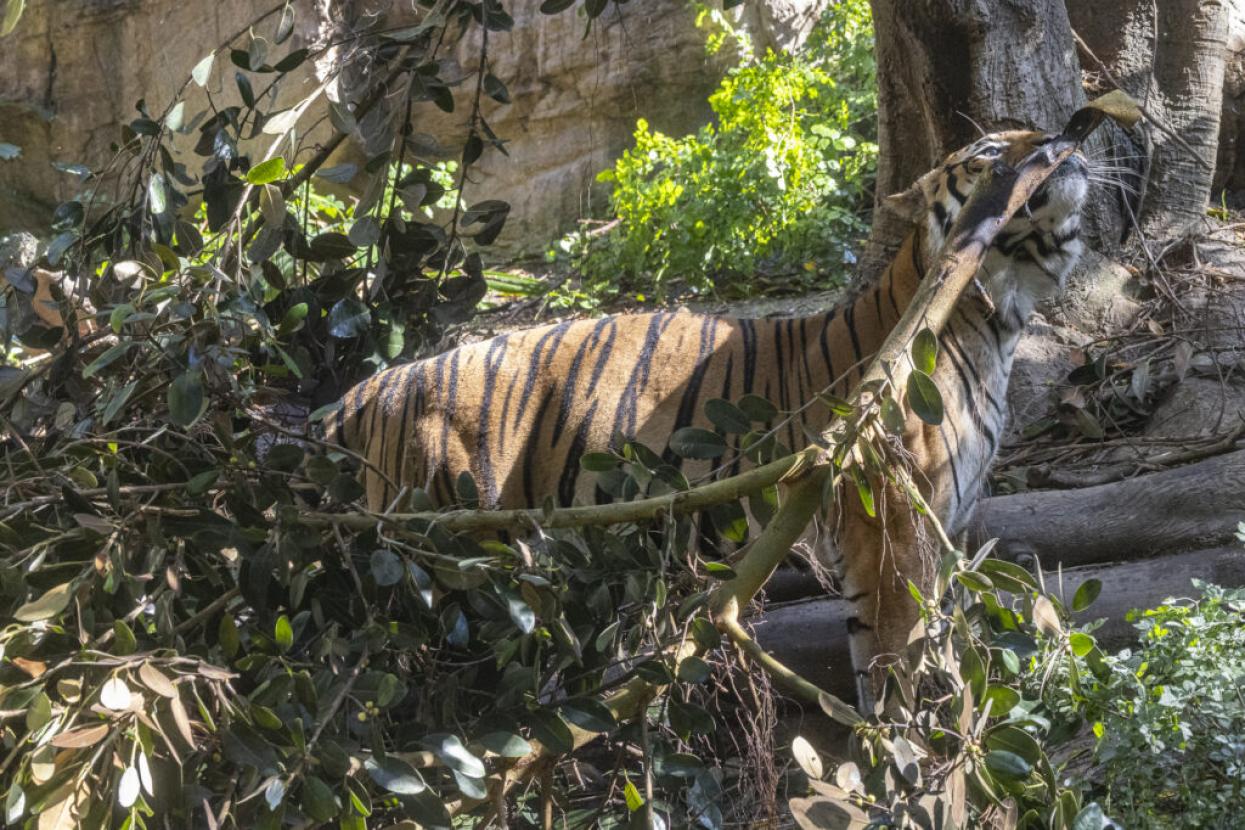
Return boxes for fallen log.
[754,546,1245,701]
[968,448,1245,568]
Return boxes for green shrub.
[551,0,877,308]
[1071,581,1245,828]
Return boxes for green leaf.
[906,370,944,425]
[955,570,994,594]
[186,469,219,495]
[2,0,25,37]
[676,655,712,684]
[456,471,479,508]
[579,452,618,472]
[705,398,751,433]
[817,393,854,417]
[978,559,1039,594]
[274,615,293,652]
[853,471,875,517]
[219,614,240,658]
[981,684,1020,717]
[422,734,486,778]
[737,394,777,423]
[327,298,370,338]
[702,561,737,580]
[984,749,1032,781]
[526,709,573,754]
[101,380,139,425]
[668,427,727,459]
[1069,631,1096,657]
[912,328,938,374]
[1074,408,1104,439]
[83,341,136,379]
[483,73,510,104]
[14,581,73,622]
[880,396,906,433]
[985,725,1041,765]
[246,157,287,185]
[300,776,338,822]
[540,0,576,12]
[364,756,426,795]
[166,101,186,132]
[1072,578,1102,612]
[560,698,617,733]
[275,4,295,43]
[477,731,531,758]
[273,48,308,72]
[112,619,137,655]
[623,779,644,812]
[690,617,721,649]
[25,692,50,732]
[148,172,168,215]
[168,371,206,427]
[262,109,300,136]
[236,71,255,107]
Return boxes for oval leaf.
[364,756,427,795]
[14,581,73,622]
[668,427,727,460]
[906,370,944,425]
[168,371,206,427]
[912,328,938,375]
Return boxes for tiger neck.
[779,223,1022,441]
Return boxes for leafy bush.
[550,0,877,308]
[788,542,1119,829]
[1060,581,1245,828]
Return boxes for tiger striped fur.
[328,130,1089,701]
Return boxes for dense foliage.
[0,2,1237,829]
[1054,581,1245,828]
[549,0,877,308]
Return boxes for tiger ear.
[881,183,927,223]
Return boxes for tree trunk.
[867,0,1232,273]
[864,0,1126,272]
[758,546,1245,701]
[1067,0,1231,237]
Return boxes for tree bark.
[1067,0,1231,237]
[865,0,1128,271]
[967,448,1245,568]
[867,0,1232,273]
[758,546,1245,701]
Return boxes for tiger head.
[888,130,1089,324]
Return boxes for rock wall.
[0,0,824,252]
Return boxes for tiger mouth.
[1025,154,1089,216]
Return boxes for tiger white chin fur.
[329,130,1090,707]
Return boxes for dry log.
[967,448,1245,568]
[754,546,1245,702]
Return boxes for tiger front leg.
[831,494,929,714]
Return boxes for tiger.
[327,129,1089,703]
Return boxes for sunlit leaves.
[364,756,426,795]
[911,328,938,374]
[14,581,73,622]
[245,157,287,184]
